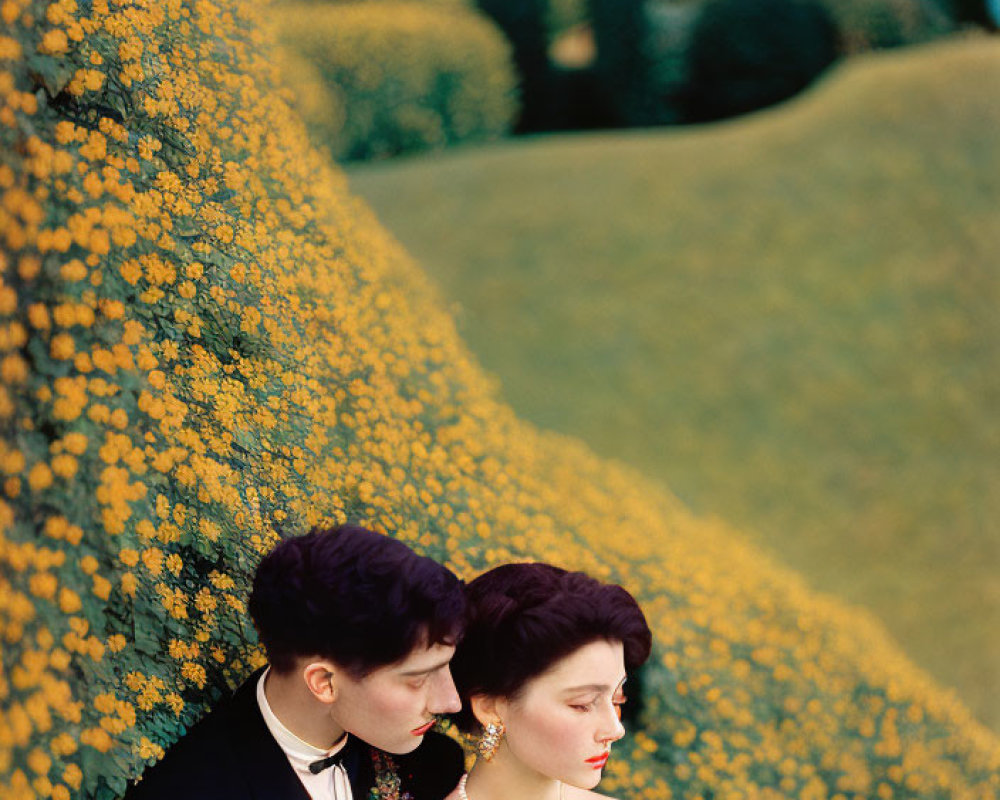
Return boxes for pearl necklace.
[457,773,564,800]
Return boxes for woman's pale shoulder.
[564,786,620,800]
[441,781,619,800]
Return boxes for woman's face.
[497,639,628,789]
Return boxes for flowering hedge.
[275,2,517,160]
[0,1,998,799]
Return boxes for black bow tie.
[309,736,351,775]
[309,749,347,775]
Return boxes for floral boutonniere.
[369,749,414,800]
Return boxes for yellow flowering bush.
[274,2,517,160]
[0,1,998,799]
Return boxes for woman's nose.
[598,702,626,743]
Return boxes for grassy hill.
[346,35,1000,730]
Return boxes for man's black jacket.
[124,669,464,800]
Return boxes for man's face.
[329,641,461,754]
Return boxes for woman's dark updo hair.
[450,563,652,732]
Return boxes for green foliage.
[474,0,554,131]
[622,0,956,127]
[276,2,517,160]
[828,0,956,51]
[587,0,664,125]
[548,0,590,33]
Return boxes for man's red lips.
[411,720,435,736]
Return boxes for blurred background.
[270,0,998,731]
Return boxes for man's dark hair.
[249,524,465,676]
[449,563,652,731]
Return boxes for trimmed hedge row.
[827,0,955,51]
[0,1,998,799]
[514,0,958,127]
[275,2,517,160]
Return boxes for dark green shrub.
[277,2,517,160]
[683,0,842,122]
[829,0,956,52]
[587,0,665,125]
[644,1,701,124]
[474,0,555,131]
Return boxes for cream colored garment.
[256,668,353,800]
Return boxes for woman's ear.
[302,661,339,704]
[470,694,505,728]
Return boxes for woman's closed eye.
[570,694,626,713]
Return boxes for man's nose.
[428,668,462,714]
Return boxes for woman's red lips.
[411,721,435,736]
[586,753,610,768]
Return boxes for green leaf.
[26,54,75,96]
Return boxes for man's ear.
[302,661,339,704]
[470,694,505,728]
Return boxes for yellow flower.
[92,574,112,600]
[181,661,207,688]
[80,726,113,752]
[27,747,52,775]
[62,432,88,455]
[51,453,78,479]
[137,737,164,760]
[18,255,41,279]
[39,28,69,54]
[58,587,82,614]
[165,692,184,715]
[50,333,76,360]
[27,304,51,329]
[28,463,53,491]
[1,448,25,474]
[61,259,88,281]
[120,259,142,285]
[28,572,57,600]
[63,764,82,790]
[1,354,28,383]
[141,547,163,575]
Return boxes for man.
[126,524,467,800]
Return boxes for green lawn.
[346,37,1000,730]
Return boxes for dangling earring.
[477,720,505,761]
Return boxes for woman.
[446,563,652,800]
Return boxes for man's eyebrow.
[399,657,453,677]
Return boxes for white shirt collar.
[256,667,349,767]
